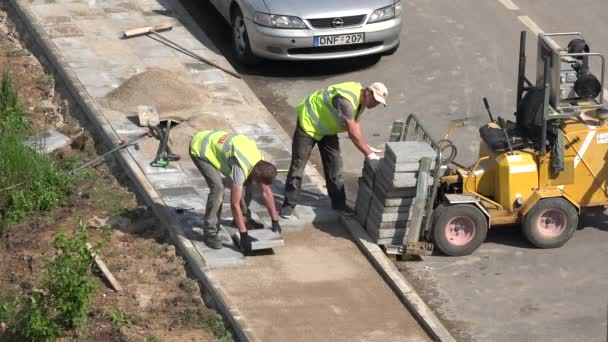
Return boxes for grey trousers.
[190,154,253,236]
[283,124,346,209]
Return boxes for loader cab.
[480,31,606,156]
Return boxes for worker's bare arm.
[345,119,373,156]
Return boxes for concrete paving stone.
[232,228,284,251]
[366,227,407,240]
[374,174,416,194]
[46,23,84,38]
[25,129,71,154]
[370,196,411,214]
[168,37,210,51]
[384,157,435,173]
[133,44,177,58]
[139,56,183,70]
[355,183,372,225]
[385,141,436,164]
[378,195,414,207]
[59,47,101,64]
[146,172,192,189]
[85,86,112,98]
[172,48,215,63]
[232,122,276,136]
[366,216,410,229]
[190,68,226,86]
[102,2,140,14]
[51,37,85,50]
[68,6,108,20]
[158,186,200,200]
[191,237,245,269]
[373,235,407,246]
[184,62,214,72]
[377,161,418,180]
[30,4,88,22]
[71,67,121,89]
[158,25,193,40]
[367,205,414,223]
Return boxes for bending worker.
[280,81,388,218]
[190,130,282,253]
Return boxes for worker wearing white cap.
[280,81,388,218]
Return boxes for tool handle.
[123,23,173,38]
[483,97,495,122]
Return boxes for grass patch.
[98,309,131,327]
[181,307,234,342]
[0,71,72,224]
[0,222,104,341]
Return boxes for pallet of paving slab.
[370,195,412,214]
[383,156,436,173]
[367,204,414,224]
[355,179,373,226]
[384,141,436,165]
[367,227,407,240]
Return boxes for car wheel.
[523,198,578,249]
[432,204,488,256]
[231,7,260,65]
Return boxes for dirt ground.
[0,6,227,342]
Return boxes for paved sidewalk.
[10,0,441,340]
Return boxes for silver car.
[208,0,402,64]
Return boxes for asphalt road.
[181,0,608,340]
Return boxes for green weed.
[181,307,234,342]
[44,221,100,328]
[1,222,102,341]
[99,309,131,327]
[145,336,162,342]
[0,71,72,223]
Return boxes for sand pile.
[103,68,207,117]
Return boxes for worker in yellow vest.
[190,130,281,253]
[280,82,388,218]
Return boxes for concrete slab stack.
[355,141,436,246]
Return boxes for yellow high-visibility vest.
[190,130,263,177]
[297,81,364,140]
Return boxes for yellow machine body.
[452,111,608,227]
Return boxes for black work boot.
[203,233,223,249]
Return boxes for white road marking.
[517,16,608,105]
[498,0,519,11]
[575,131,596,168]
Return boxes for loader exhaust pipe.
[516,31,527,108]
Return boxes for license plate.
[314,33,365,47]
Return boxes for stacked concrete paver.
[355,141,435,245]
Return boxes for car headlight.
[368,1,401,24]
[254,12,306,29]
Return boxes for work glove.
[366,152,380,160]
[239,231,252,255]
[271,220,282,234]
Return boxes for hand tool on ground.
[69,130,151,174]
[122,23,241,79]
[150,119,180,168]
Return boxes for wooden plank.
[86,242,123,292]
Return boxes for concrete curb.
[341,216,456,342]
[7,1,256,340]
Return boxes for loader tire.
[432,204,488,256]
[523,198,578,249]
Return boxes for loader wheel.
[523,198,578,249]
[432,204,488,256]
